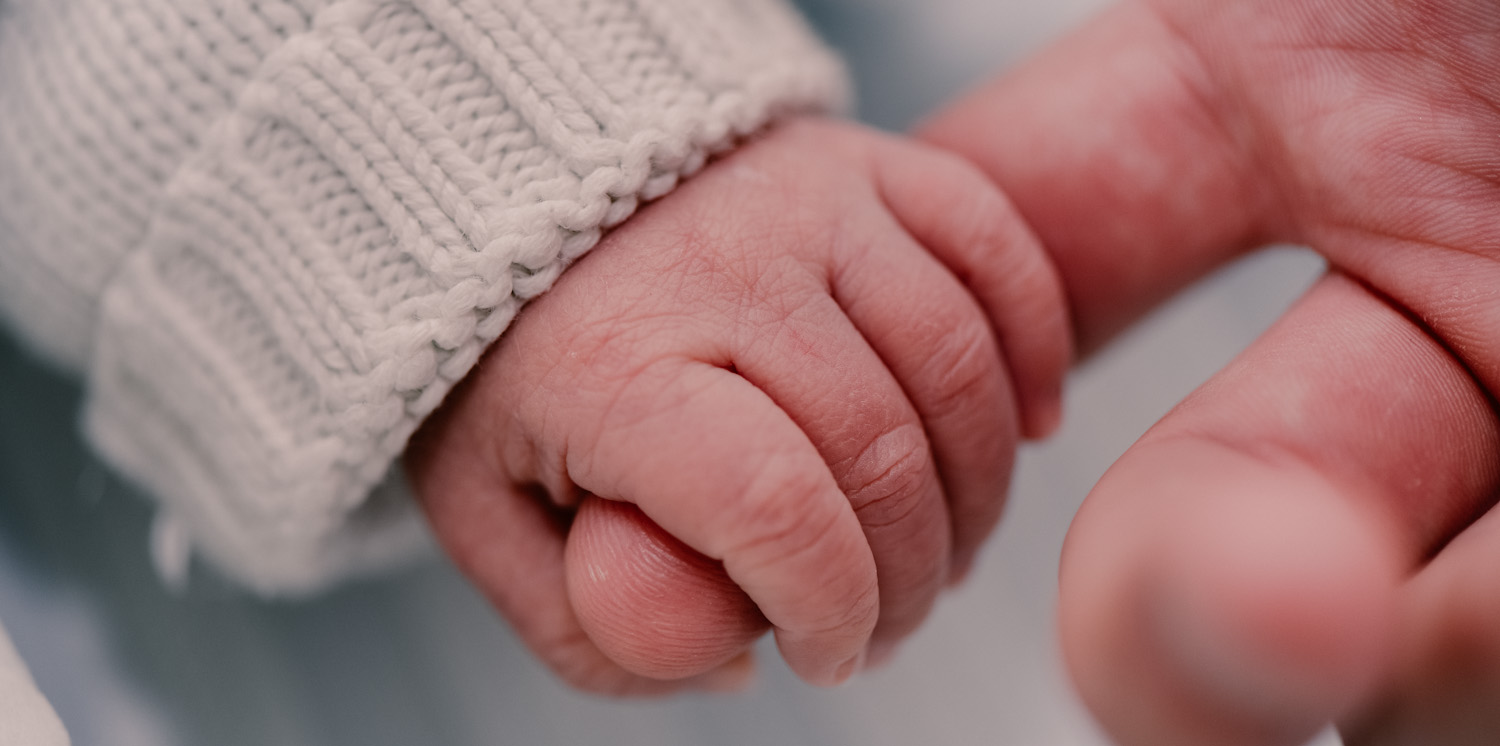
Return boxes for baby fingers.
[409,119,1051,692]
[565,358,879,686]
[406,373,756,697]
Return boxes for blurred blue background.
[0,1,1336,744]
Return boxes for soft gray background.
[0,1,1340,744]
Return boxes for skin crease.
[405,119,1070,694]
[410,0,1500,744]
[918,0,1500,744]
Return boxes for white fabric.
[0,1,843,737]
[0,0,846,593]
[0,626,67,746]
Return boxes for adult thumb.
[565,496,769,681]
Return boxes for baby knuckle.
[841,422,934,529]
[921,314,1002,417]
[727,471,859,565]
[928,152,1019,251]
[611,356,712,429]
[728,465,836,558]
[720,463,879,638]
[799,576,881,639]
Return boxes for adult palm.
[924,0,1500,743]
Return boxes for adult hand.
[921,1,1500,743]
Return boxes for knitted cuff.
[84,0,848,593]
[0,624,68,746]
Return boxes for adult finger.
[405,378,755,696]
[1343,445,1500,744]
[564,357,878,687]
[565,496,767,681]
[1343,498,1500,746]
[918,0,1281,353]
[1059,273,1500,746]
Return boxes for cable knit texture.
[0,0,846,592]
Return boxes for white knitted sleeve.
[0,0,846,593]
[0,622,68,746]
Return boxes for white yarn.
[0,0,847,592]
[0,624,68,746]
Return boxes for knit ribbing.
[0,0,845,592]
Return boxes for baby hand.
[404,119,1068,694]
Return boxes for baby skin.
[422,0,1500,743]
[404,119,1071,694]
